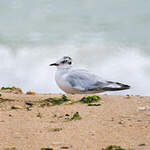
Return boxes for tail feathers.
[102,82,130,91]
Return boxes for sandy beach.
[0,88,150,150]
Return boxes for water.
[0,0,150,95]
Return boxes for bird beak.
[49,63,58,66]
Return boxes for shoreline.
[0,89,150,150]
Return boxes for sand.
[0,89,150,150]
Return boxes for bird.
[50,56,130,94]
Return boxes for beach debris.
[0,86,22,94]
[125,95,131,99]
[11,105,22,110]
[80,95,100,103]
[138,106,150,111]
[88,103,101,106]
[60,146,69,149]
[51,142,64,146]
[44,95,69,105]
[4,147,17,150]
[26,107,32,111]
[138,107,146,111]
[138,143,146,146]
[50,128,63,132]
[0,98,14,103]
[25,101,33,107]
[65,112,81,122]
[37,112,42,118]
[41,148,53,150]
[26,90,36,95]
[9,114,12,117]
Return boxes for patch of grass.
[41,148,53,150]
[80,95,100,103]
[65,112,81,122]
[102,145,133,150]
[1,87,13,90]
[44,95,69,105]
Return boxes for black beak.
[49,63,58,66]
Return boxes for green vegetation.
[69,95,101,104]
[41,148,53,150]
[80,95,100,103]
[44,95,69,105]
[1,87,13,90]
[43,95,101,106]
[102,145,133,150]
[0,93,1,97]
[65,112,81,122]
[0,86,22,94]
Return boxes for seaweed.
[44,95,69,105]
[25,101,33,107]
[65,112,81,122]
[80,95,100,103]
[102,145,133,150]
[11,106,22,109]
[1,87,13,90]
[42,95,101,106]
[51,128,62,132]
[37,112,42,118]
[88,103,101,106]
[60,146,69,149]
[41,148,53,150]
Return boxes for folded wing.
[66,69,130,92]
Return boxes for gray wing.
[66,69,108,92]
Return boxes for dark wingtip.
[49,63,58,66]
[116,82,130,90]
[102,82,131,91]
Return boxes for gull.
[50,56,130,94]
